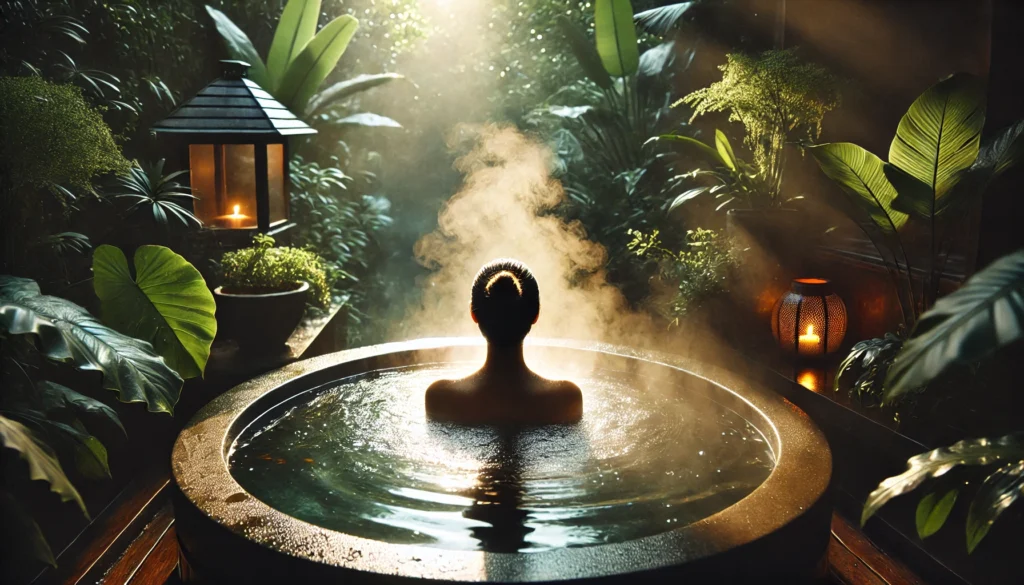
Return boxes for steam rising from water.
[406,125,659,349]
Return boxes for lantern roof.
[153,60,316,137]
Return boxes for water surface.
[229,363,774,552]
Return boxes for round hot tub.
[172,338,831,583]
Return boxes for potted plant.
[215,234,332,354]
[659,48,839,249]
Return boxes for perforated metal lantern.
[772,278,847,357]
[152,60,316,232]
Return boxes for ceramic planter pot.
[214,281,309,354]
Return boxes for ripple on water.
[229,363,774,552]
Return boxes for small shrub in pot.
[216,234,332,353]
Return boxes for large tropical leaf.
[888,73,986,219]
[204,6,269,88]
[715,129,738,171]
[0,276,183,414]
[0,415,86,515]
[967,459,1024,553]
[637,41,675,78]
[306,73,405,116]
[37,381,124,435]
[885,250,1024,401]
[266,0,321,93]
[634,2,695,36]
[555,16,613,90]
[595,0,640,77]
[276,15,359,113]
[834,333,903,406]
[863,434,1024,527]
[93,245,216,380]
[808,142,909,233]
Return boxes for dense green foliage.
[0,76,129,194]
[220,234,332,308]
[682,49,839,203]
[1,273,198,566]
[627,227,735,325]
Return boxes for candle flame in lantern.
[232,204,241,216]
[806,325,814,336]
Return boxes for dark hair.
[470,259,540,345]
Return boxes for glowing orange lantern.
[152,60,315,232]
[772,278,847,357]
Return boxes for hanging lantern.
[772,278,847,357]
[152,60,316,233]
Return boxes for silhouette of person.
[425,259,583,425]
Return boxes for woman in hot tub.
[425,259,583,425]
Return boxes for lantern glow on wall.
[153,60,315,232]
[772,278,847,357]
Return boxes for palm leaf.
[595,0,639,77]
[276,15,359,114]
[306,73,405,116]
[93,245,217,380]
[634,2,695,36]
[555,16,613,90]
[0,415,86,516]
[967,459,1024,553]
[889,73,985,219]
[885,250,1024,401]
[266,0,322,93]
[0,276,183,414]
[204,6,269,88]
[863,434,1024,526]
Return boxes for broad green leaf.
[595,0,640,77]
[807,143,908,233]
[637,41,675,78]
[204,6,269,88]
[863,434,1024,527]
[634,2,695,36]
[307,73,405,116]
[277,15,359,113]
[0,491,55,567]
[651,134,726,168]
[0,415,86,516]
[0,276,183,414]
[967,459,1024,553]
[885,250,1024,401]
[329,113,402,128]
[889,73,985,218]
[715,129,737,171]
[916,490,958,538]
[884,162,935,218]
[266,0,322,93]
[555,16,613,90]
[37,381,124,435]
[44,419,110,480]
[93,245,216,380]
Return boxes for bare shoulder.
[545,379,583,422]
[425,378,458,403]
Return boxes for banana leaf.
[276,15,359,113]
[889,73,985,219]
[595,0,639,77]
[266,0,321,93]
[306,73,405,116]
[555,15,613,90]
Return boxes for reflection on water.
[229,364,774,552]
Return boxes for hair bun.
[485,272,522,302]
